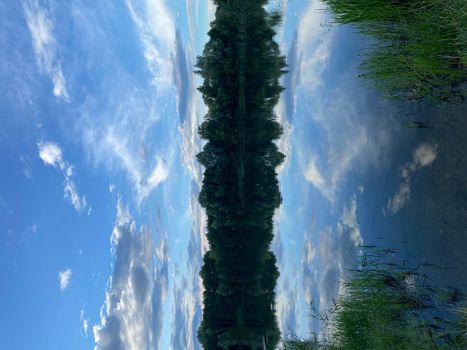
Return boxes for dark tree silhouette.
[196,1,286,349]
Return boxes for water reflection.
[277,0,467,340]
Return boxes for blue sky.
[1,0,466,349]
[1,1,211,349]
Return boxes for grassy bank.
[282,248,467,349]
[323,0,467,102]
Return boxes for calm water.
[278,4,467,334]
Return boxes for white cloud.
[302,194,362,316]
[173,27,205,189]
[300,105,384,202]
[167,17,208,346]
[73,0,176,204]
[301,236,317,307]
[275,31,295,171]
[275,100,294,173]
[304,156,326,191]
[20,155,33,179]
[38,141,63,167]
[52,69,68,99]
[93,200,168,350]
[146,157,169,190]
[79,108,171,207]
[59,268,72,291]
[386,182,411,215]
[276,274,300,335]
[411,143,438,169]
[296,2,396,202]
[341,196,356,227]
[207,0,216,24]
[179,113,203,186]
[100,130,170,202]
[171,277,202,350]
[125,0,175,88]
[169,188,207,350]
[339,195,363,247]
[298,0,333,93]
[23,0,69,100]
[83,318,89,336]
[38,142,88,213]
[81,310,90,337]
[386,143,438,215]
[63,174,87,213]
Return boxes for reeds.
[323,0,467,102]
[282,248,467,349]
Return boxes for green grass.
[282,248,467,350]
[322,0,467,102]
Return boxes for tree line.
[196,1,286,349]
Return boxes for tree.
[197,1,285,348]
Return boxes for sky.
[1,0,467,349]
[1,1,211,349]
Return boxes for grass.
[282,248,467,349]
[322,0,467,102]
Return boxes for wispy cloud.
[58,268,72,291]
[22,0,69,100]
[185,0,196,47]
[38,141,88,213]
[104,130,170,201]
[179,92,203,188]
[171,13,209,342]
[169,187,206,350]
[81,309,90,338]
[146,158,169,189]
[302,235,317,319]
[71,1,176,204]
[171,278,202,350]
[294,1,337,200]
[93,200,169,350]
[386,182,411,215]
[386,143,438,215]
[272,222,301,336]
[173,29,193,124]
[80,95,172,203]
[275,97,294,173]
[297,0,333,94]
[20,155,32,179]
[276,271,300,336]
[302,194,363,314]
[300,99,391,202]
[295,1,396,202]
[282,31,300,122]
[172,18,204,188]
[299,78,396,203]
[125,0,175,88]
[304,156,326,190]
[276,20,302,173]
